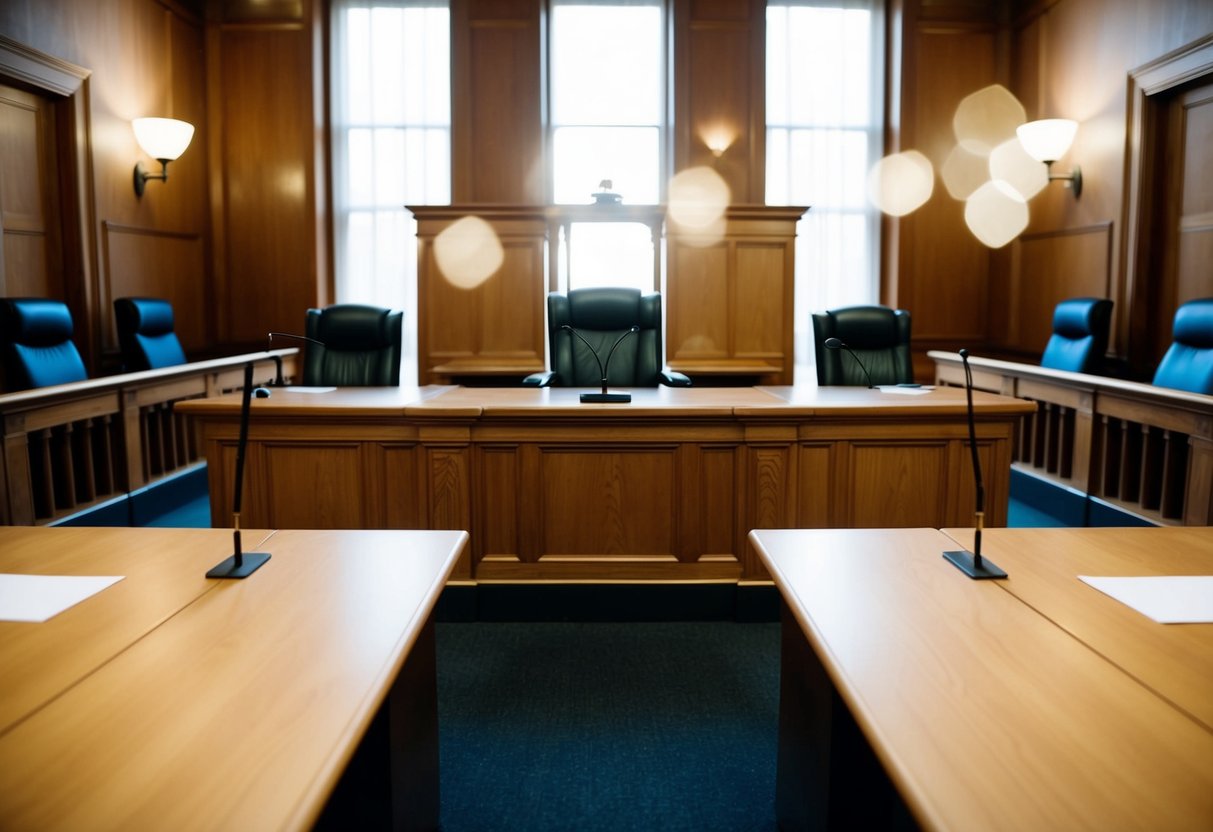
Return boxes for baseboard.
[53,462,209,527]
[435,582,779,623]
[1010,466,1157,528]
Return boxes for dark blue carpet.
[435,621,780,831]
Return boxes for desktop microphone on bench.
[257,331,325,395]
[942,348,1007,580]
[824,337,874,388]
[562,324,639,403]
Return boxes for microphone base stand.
[942,548,1006,580]
[580,390,631,403]
[206,551,271,579]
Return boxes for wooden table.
[178,385,1033,583]
[0,525,467,831]
[750,526,1213,831]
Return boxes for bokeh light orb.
[433,215,504,289]
[964,180,1029,248]
[988,138,1048,200]
[866,150,934,216]
[953,84,1027,155]
[941,143,991,201]
[667,166,731,245]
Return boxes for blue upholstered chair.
[523,287,691,388]
[113,297,188,372]
[1040,297,1113,374]
[1152,297,1213,395]
[811,305,913,386]
[303,303,403,386]
[0,298,89,391]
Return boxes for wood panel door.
[1136,77,1213,374]
[0,84,62,300]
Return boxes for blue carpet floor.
[435,621,781,832]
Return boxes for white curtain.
[330,0,451,386]
[766,0,885,382]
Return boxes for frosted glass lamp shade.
[133,118,194,161]
[1015,119,1077,163]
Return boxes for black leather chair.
[1039,297,1113,374]
[1152,297,1213,395]
[113,297,188,372]
[523,287,691,388]
[811,304,913,386]
[0,298,89,391]
[303,303,403,386]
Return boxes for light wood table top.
[943,526,1213,733]
[0,526,466,831]
[751,527,1213,831]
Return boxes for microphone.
[562,324,639,403]
[256,331,325,396]
[942,348,1007,580]
[206,362,271,579]
[824,337,874,388]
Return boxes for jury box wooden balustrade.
[0,350,298,526]
[930,351,1213,526]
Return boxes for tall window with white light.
[330,0,451,385]
[549,0,664,291]
[766,1,883,376]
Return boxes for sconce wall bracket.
[133,159,169,197]
[1045,162,1082,198]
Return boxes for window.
[766,1,883,378]
[549,0,664,291]
[330,0,451,385]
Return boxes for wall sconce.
[700,126,736,161]
[132,117,195,197]
[1015,118,1082,197]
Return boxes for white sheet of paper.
[876,386,933,395]
[0,574,125,623]
[1079,575,1213,624]
[284,386,337,393]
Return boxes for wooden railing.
[0,350,297,526]
[930,351,1213,526]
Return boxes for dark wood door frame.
[0,35,97,373]
[1122,34,1213,379]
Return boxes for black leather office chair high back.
[524,287,691,388]
[303,303,403,386]
[113,297,188,372]
[1040,297,1113,374]
[0,298,89,391]
[1152,297,1213,395]
[811,305,913,386]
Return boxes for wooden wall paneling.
[538,446,678,558]
[665,206,802,383]
[903,25,997,344]
[452,0,543,204]
[1009,223,1111,357]
[263,441,365,528]
[667,240,729,360]
[101,222,206,352]
[213,18,319,344]
[674,0,764,203]
[412,206,547,382]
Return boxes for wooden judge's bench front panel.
[181,386,1032,582]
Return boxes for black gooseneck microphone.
[206,362,271,579]
[942,348,1007,580]
[256,331,326,396]
[562,324,640,403]
[824,337,874,388]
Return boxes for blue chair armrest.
[660,369,692,387]
[523,371,558,387]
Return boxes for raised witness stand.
[0,349,298,525]
[930,350,1213,526]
